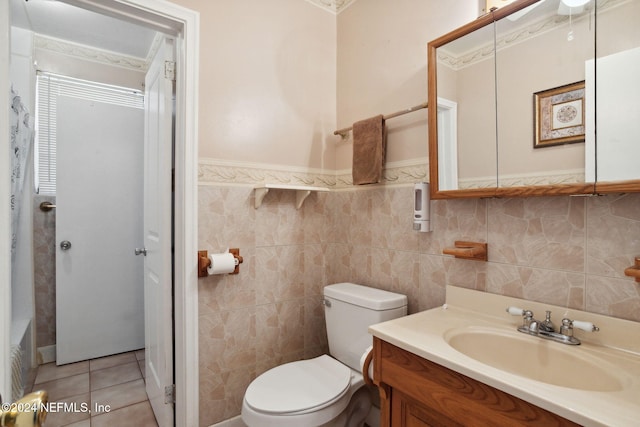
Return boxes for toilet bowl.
[241,355,370,427]
[241,283,407,427]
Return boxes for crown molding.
[34,34,148,72]
[198,158,428,189]
[303,0,358,14]
[439,0,625,71]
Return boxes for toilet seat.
[244,355,352,415]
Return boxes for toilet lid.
[244,355,351,414]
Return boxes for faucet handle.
[506,307,533,319]
[506,306,527,316]
[560,318,599,337]
[506,307,534,330]
[572,320,599,332]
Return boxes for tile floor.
[28,349,159,427]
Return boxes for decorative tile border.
[290,167,587,190]
[198,158,428,189]
[459,169,586,189]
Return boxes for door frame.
[1,0,11,406]
[1,1,200,425]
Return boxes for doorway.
[1,1,199,425]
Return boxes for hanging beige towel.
[352,114,386,185]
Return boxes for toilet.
[241,282,407,427]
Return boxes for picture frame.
[533,81,585,148]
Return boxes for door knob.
[60,240,72,251]
[135,248,147,256]
[0,390,49,427]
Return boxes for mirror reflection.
[591,0,640,183]
[436,23,497,191]
[495,0,595,188]
[429,0,640,198]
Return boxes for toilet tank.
[323,283,407,371]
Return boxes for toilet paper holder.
[198,248,243,277]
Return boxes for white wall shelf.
[254,184,330,209]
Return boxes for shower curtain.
[10,85,33,264]
[9,86,33,401]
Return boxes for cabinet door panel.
[376,338,580,427]
[392,389,463,427]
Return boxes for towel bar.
[334,101,428,137]
[624,257,640,283]
[443,241,488,261]
[39,202,56,212]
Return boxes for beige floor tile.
[34,361,89,384]
[61,420,91,427]
[91,379,148,414]
[89,352,138,371]
[138,359,146,378]
[91,401,158,427]
[90,362,142,391]
[39,392,90,427]
[37,373,90,401]
[30,351,158,426]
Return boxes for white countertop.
[368,286,640,427]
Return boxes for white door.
[56,96,144,365]
[595,47,640,182]
[143,36,175,427]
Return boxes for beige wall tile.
[487,197,585,271]
[33,195,56,348]
[587,193,640,278]
[586,275,640,322]
[196,186,640,425]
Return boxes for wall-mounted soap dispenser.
[413,182,432,232]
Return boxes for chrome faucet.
[506,307,599,345]
[539,310,555,333]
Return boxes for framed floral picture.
[533,81,585,148]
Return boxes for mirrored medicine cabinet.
[428,0,640,199]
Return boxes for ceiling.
[9,0,360,63]
[10,0,158,60]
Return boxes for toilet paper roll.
[208,253,236,275]
[360,345,374,382]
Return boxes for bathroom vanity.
[372,338,578,426]
[368,286,640,427]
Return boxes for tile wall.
[197,183,640,426]
[197,186,330,425]
[33,194,56,349]
[30,178,640,426]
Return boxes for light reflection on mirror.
[495,0,595,188]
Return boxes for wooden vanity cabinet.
[372,337,580,427]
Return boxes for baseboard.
[210,409,378,427]
[36,345,56,364]
[210,415,245,427]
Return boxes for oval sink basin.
[445,327,623,391]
